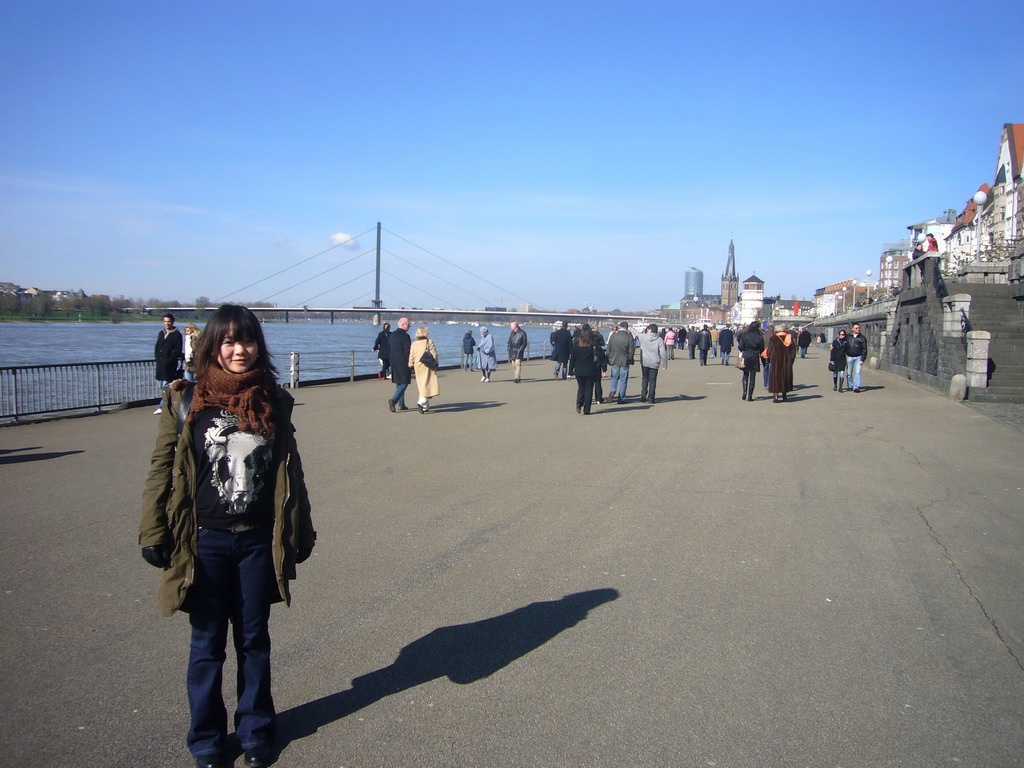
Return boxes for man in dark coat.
[507,322,528,383]
[387,317,413,412]
[695,325,712,366]
[686,327,698,359]
[797,328,812,358]
[550,321,573,380]
[373,322,392,379]
[462,330,476,371]
[718,326,735,365]
[153,313,183,414]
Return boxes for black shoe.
[833,384,837,391]
[639,397,647,403]
[741,392,746,400]
[195,756,223,768]
[398,405,409,411]
[243,746,273,768]
[853,388,861,393]
[387,399,396,413]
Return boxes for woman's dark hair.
[747,321,760,333]
[576,327,594,348]
[194,304,278,383]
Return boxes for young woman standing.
[139,304,316,768]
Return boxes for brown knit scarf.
[187,365,277,437]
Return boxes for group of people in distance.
[373,318,870,414]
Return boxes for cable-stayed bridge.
[149,222,663,326]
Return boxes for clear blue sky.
[2,0,1020,311]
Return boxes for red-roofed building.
[945,124,1024,271]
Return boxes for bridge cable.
[382,227,547,311]
[381,248,489,307]
[298,269,377,306]
[380,269,456,309]
[257,248,375,303]
[214,227,376,303]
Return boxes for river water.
[0,320,557,379]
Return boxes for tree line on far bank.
[0,293,275,322]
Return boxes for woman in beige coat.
[409,326,439,413]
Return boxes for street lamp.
[973,189,988,262]
[866,269,872,302]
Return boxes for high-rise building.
[684,267,704,298]
[721,240,739,309]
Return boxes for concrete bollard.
[965,331,991,391]
[949,374,967,400]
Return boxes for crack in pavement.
[900,446,1024,675]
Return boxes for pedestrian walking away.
[638,324,668,404]
[387,317,413,411]
[718,325,734,366]
[461,329,476,371]
[766,326,797,403]
[568,324,600,414]
[551,321,572,380]
[410,326,440,413]
[761,324,774,390]
[686,327,698,359]
[605,321,635,403]
[696,325,712,366]
[139,304,316,768]
[736,321,764,401]
[373,322,392,379]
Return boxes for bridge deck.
[2,349,1022,766]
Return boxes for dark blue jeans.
[186,528,276,758]
[392,381,409,408]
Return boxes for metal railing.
[1,344,555,421]
[1,360,158,421]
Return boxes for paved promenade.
[2,349,1023,767]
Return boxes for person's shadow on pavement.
[276,588,620,747]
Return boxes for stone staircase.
[962,284,1024,403]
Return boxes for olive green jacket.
[139,383,316,617]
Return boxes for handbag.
[733,355,745,370]
[419,349,438,370]
[827,362,835,372]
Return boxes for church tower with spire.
[721,239,739,309]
